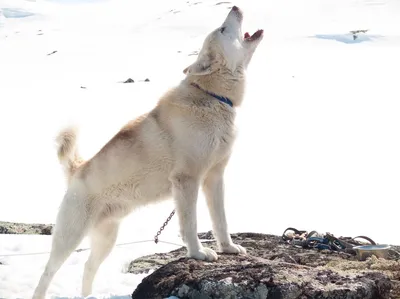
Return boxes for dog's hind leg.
[81,219,119,297]
[32,191,90,299]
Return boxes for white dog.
[33,5,263,298]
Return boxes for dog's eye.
[220,27,226,33]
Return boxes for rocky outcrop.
[0,221,53,235]
[130,232,400,299]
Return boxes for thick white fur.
[32,6,263,299]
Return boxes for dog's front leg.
[202,162,246,255]
[170,172,218,261]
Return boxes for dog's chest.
[197,113,236,161]
[212,121,235,149]
[169,101,237,164]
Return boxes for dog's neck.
[190,82,233,107]
[185,68,246,107]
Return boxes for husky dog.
[33,5,263,298]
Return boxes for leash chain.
[154,209,175,244]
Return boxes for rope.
[0,239,186,258]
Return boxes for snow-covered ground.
[0,0,399,298]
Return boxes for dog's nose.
[232,6,239,11]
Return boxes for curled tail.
[55,126,84,183]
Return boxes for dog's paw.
[187,247,218,261]
[220,243,247,255]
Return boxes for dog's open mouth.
[244,29,263,42]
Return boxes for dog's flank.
[55,126,84,183]
[33,6,263,299]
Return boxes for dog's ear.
[183,53,217,76]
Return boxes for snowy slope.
[1,0,400,298]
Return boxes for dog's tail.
[55,126,84,183]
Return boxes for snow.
[0,234,182,298]
[1,0,400,298]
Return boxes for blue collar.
[191,83,233,108]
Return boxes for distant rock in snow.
[124,78,135,83]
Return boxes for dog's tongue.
[244,32,250,39]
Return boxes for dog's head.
[184,6,263,76]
